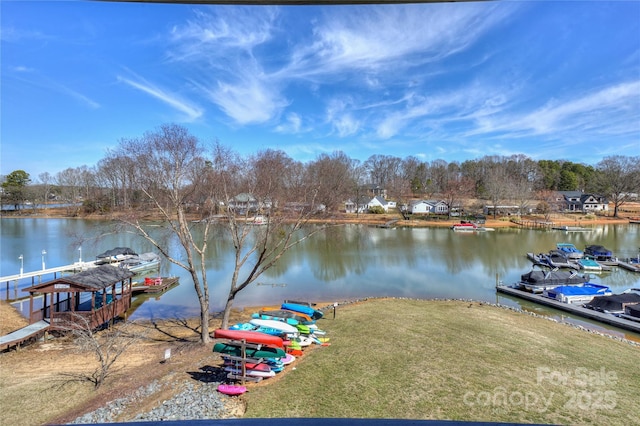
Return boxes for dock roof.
[23,265,134,293]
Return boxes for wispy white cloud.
[325,98,361,137]
[275,112,303,134]
[167,7,278,63]
[59,85,101,110]
[8,71,100,110]
[469,80,640,139]
[117,71,203,122]
[192,68,288,125]
[0,26,49,42]
[281,4,514,79]
[11,65,35,73]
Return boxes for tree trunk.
[221,293,236,330]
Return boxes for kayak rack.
[224,339,264,383]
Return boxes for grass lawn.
[243,299,638,425]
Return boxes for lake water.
[2,218,639,338]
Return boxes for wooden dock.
[496,285,640,334]
[0,320,50,351]
[617,261,640,273]
[131,277,179,294]
[510,219,554,229]
[377,219,399,229]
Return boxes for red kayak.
[213,328,284,348]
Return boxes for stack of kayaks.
[213,299,330,384]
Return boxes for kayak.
[223,358,272,372]
[254,309,313,325]
[224,366,276,378]
[213,342,286,359]
[212,328,284,348]
[250,318,299,335]
[281,302,324,320]
[217,384,247,396]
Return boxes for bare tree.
[596,155,640,217]
[483,162,509,219]
[215,145,326,329]
[60,314,142,389]
[38,171,54,205]
[305,151,356,213]
[535,189,561,221]
[108,125,326,339]
[112,124,217,344]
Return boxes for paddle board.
[250,318,299,334]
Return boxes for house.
[367,196,390,212]
[227,193,260,213]
[409,199,449,215]
[345,195,372,213]
[361,184,387,199]
[557,191,609,213]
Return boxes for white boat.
[576,257,602,272]
[451,222,494,232]
[543,283,612,304]
[96,247,160,273]
[556,243,584,259]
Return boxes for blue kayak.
[281,302,324,320]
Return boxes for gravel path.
[70,371,242,423]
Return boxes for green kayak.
[213,342,286,359]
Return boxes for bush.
[368,206,385,214]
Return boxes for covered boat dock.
[22,265,134,332]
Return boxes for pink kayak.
[217,384,247,396]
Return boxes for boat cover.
[97,247,138,258]
[549,284,610,296]
[585,293,640,312]
[520,270,587,285]
[625,304,640,318]
[585,245,612,257]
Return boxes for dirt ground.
[0,303,253,424]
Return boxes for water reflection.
[2,218,639,338]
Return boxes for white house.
[409,199,449,215]
[556,191,609,213]
[368,196,390,212]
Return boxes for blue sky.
[2,1,639,179]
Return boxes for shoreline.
[1,207,635,229]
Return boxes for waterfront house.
[409,199,449,215]
[557,191,609,213]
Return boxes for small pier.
[510,219,557,229]
[496,285,640,334]
[377,219,399,229]
[1,261,99,300]
[131,277,179,294]
[617,260,640,273]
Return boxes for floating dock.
[496,285,640,334]
[131,276,179,294]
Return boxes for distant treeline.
[2,125,639,218]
